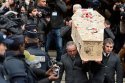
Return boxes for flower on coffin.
[82,12,93,19]
[92,28,98,33]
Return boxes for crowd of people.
[0,0,124,83]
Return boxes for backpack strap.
[22,59,38,80]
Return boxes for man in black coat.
[89,38,123,83]
[27,3,50,44]
[45,0,67,61]
[55,41,88,83]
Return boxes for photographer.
[27,7,39,25]
[27,6,47,44]
[108,2,122,53]
[36,0,51,26]
[46,0,67,61]
[110,2,122,25]
[36,0,51,46]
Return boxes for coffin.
[71,9,105,61]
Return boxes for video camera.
[121,12,125,20]
[37,9,50,18]
[47,0,58,8]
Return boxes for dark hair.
[8,43,22,51]
[28,6,36,14]
[64,17,71,22]
[105,20,111,25]
[25,36,39,44]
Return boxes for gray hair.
[73,4,82,10]
[73,4,82,13]
[66,41,77,49]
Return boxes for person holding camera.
[27,6,39,25]
[27,0,50,46]
[36,0,51,45]
[4,35,59,83]
[45,0,67,61]
[55,41,88,83]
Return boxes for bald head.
[37,0,47,7]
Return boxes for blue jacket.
[0,56,8,83]
[26,44,50,71]
[4,51,51,83]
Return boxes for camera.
[49,58,62,77]
[47,0,58,8]
[53,64,60,77]
[36,13,42,17]
[116,4,122,8]
[121,12,125,20]
[37,9,51,18]
[115,4,125,10]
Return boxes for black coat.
[55,53,88,83]
[0,57,7,83]
[104,28,115,40]
[27,16,46,32]
[102,53,123,83]
[49,0,67,29]
[90,52,123,83]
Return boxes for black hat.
[9,35,24,45]
[0,32,13,44]
[24,31,38,38]
[7,35,24,50]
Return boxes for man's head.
[66,41,77,56]
[24,31,39,44]
[37,0,47,7]
[28,7,38,17]
[8,35,25,53]
[103,38,114,54]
